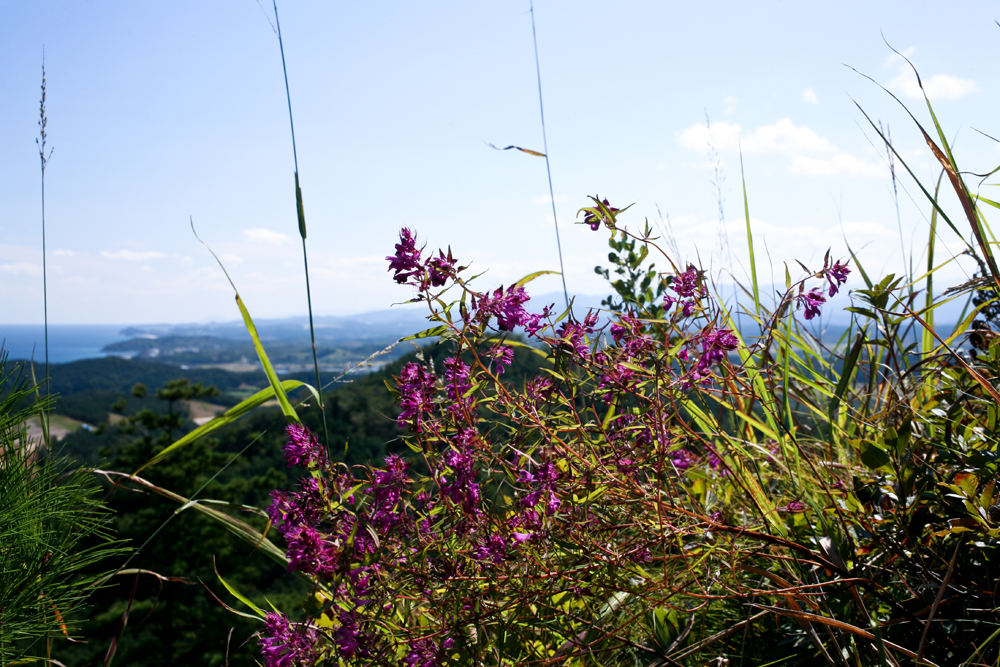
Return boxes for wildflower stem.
[272,0,329,450]
[529,0,570,313]
[37,53,52,449]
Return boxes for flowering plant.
[248,199,884,666]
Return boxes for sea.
[0,324,131,364]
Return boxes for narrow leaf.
[487,143,546,157]
[135,380,308,474]
[236,295,299,423]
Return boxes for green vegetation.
[11,24,1000,666]
[0,354,124,664]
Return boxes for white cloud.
[680,118,834,155]
[886,49,977,101]
[101,250,166,261]
[679,121,742,153]
[219,253,244,265]
[790,153,884,178]
[802,88,819,106]
[724,96,737,114]
[53,249,75,256]
[889,71,977,101]
[243,228,289,245]
[0,262,41,276]
[884,47,917,67]
[743,118,835,155]
[679,118,882,178]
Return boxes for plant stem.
[273,0,330,449]
[37,53,52,449]
[530,0,570,313]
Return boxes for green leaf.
[740,151,760,315]
[514,270,560,287]
[400,324,449,341]
[135,380,310,474]
[829,333,864,421]
[858,439,891,470]
[236,295,299,423]
[955,472,978,496]
[502,339,551,360]
[846,307,877,319]
[215,559,266,619]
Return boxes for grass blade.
[739,150,760,315]
[235,294,299,423]
[134,379,311,474]
[829,333,863,422]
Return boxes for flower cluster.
[795,259,850,320]
[283,422,326,469]
[581,196,621,231]
[397,362,437,432]
[258,612,319,667]
[256,219,857,667]
[484,343,514,375]
[664,265,704,317]
[386,228,458,292]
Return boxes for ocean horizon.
[0,324,131,364]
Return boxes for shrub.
[0,354,124,663]
[142,60,1000,667]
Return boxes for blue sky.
[2,1,999,324]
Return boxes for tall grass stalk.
[36,54,53,448]
[529,0,570,312]
[271,0,329,449]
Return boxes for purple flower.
[696,328,739,374]
[334,610,373,658]
[474,285,533,331]
[284,523,336,577]
[370,454,410,533]
[598,363,636,403]
[441,445,482,516]
[403,638,453,667]
[783,500,808,513]
[443,356,473,414]
[266,480,325,537]
[387,228,424,285]
[523,304,553,337]
[581,197,620,230]
[397,362,437,432]
[706,450,728,476]
[669,448,696,471]
[798,287,826,320]
[671,266,703,298]
[518,462,560,513]
[610,314,641,344]
[524,376,555,404]
[630,548,652,563]
[826,260,850,297]
[426,249,456,287]
[283,424,326,469]
[473,534,508,564]
[554,312,598,359]
[259,612,319,667]
[485,343,515,375]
